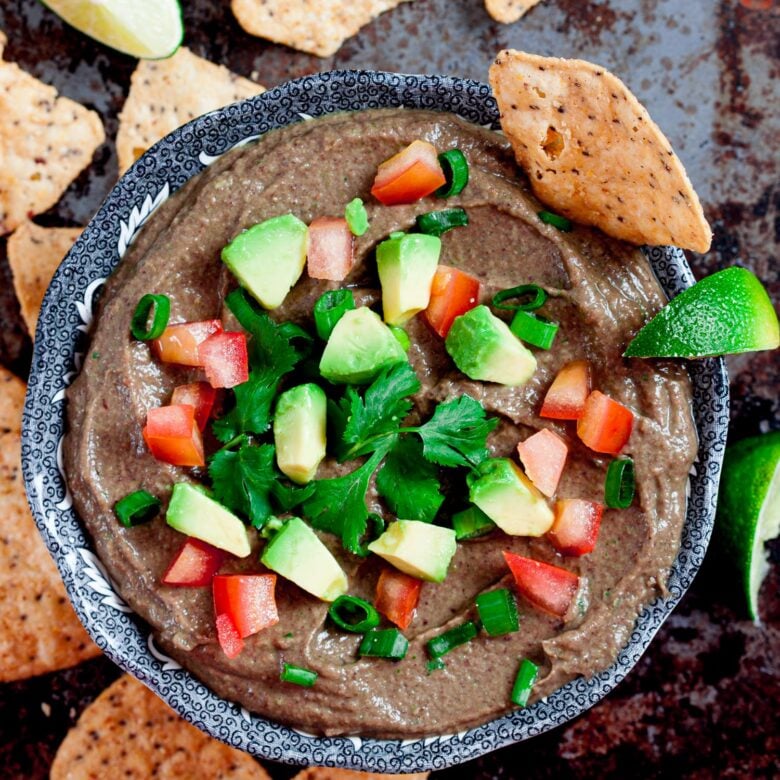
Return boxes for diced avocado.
[445,305,537,386]
[376,233,441,325]
[367,520,457,583]
[221,214,308,310]
[467,458,553,536]
[166,483,251,557]
[261,517,348,602]
[273,384,327,484]
[319,307,406,384]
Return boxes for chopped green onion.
[280,662,318,687]
[328,595,381,633]
[538,210,572,232]
[389,325,410,351]
[452,506,496,540]
[313,289,355,341]
[475,588,519,637]
[345,197,369,236]
[511,658,539,707]
[415,208,469,237]
[510,310,559,350]
[114,490,161,528]
[426,620,478,659]
[436,149,470,198]
[358,628,409,660]
[605,457,635,509]
[259,516,285,540]
[225,287,267,336]
[130,294,170,341]
[427,657,446,672]
[492,284,548,312]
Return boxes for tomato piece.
[423,265,481,338]
[577,390,634,455]
[198,331,249,389]
[212,574,279,639]
[516,429,568,497]
[371,140,447,206]
[170,382,217,431]
[503,551,580,618]
[151,320,223,366]
[307,217,355,281]
[547,499,604,556]
[375,568,423,630]
[215,612,244,659]
[161,538,225,586]
[142,404,205,467]
[540,360,591,420]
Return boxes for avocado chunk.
[367,520,457,583]
[221,214,308,310]
[273,384,327,484]
[319,307,407,384]
[445,305,537,386]
[467,458,554,536]
[166,483,251,557]
[261,517,348,601]
[376,232,441,325]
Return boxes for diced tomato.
[198,331,249,389]
[307,217,355,281]
[540,360,591,420]
[547,499,604,556]
[375,568,423,631]
[142,404,205,467]
[516,429,568,497]
[162,538,225,586]
[170,382,217,431]
[215,612,244,659]
[152,320,223,367]
[423,265,481,338]
[503,551,580,618]
[577,390,634,455]
[213,574,279,639]
[370,140,447,206]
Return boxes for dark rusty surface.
[0,0,777,777]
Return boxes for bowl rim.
[21,69,730,773]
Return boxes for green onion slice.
[605,457,636,509]
[280,662,318,687]
[313,289,356,341]
[538,210,572,232]
[452,506,496,540]
[511,658,539,707]
[114,490,161,528]
[389,325,410,351]
[328,595,381,633]
[415,208,469,237]
[510,310,559,350]
[426,620,478,659]
[427,657,446,672]
[358,628,409,660]
[130,294,170,341]
[475,588,519,637]
[436,149,470,198]
[492,284,548,312]
[225,287,267,336]
[345,197,369,236]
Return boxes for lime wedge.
[716,432,780,622]
[625,267,779,358]
[41,0,183,59]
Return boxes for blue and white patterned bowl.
[21,70,729,773]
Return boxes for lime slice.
[625,267,779,358]
[41,0,183,59]
[716,431,780,622]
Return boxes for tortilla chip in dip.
[485,0,543,24]
[50,674,271,780]
[231,0,409,57]
[7,221,81,337]
[0,31,104,235]
[489,50,712,252]
[116,46,264,174]
[293,769,429,780]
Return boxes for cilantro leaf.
[211,366,280,443]
[271,479,315,512]
[376,436,443,522]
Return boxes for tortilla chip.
[116,47,265,175]
[0,366,26,434]
[7,221,81,337]
[50,674,272,779]
[0,36,104,235]
[292,770,429,780]
[231,0,409,58]
[485,0,543,24]
[489,50,712,253]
